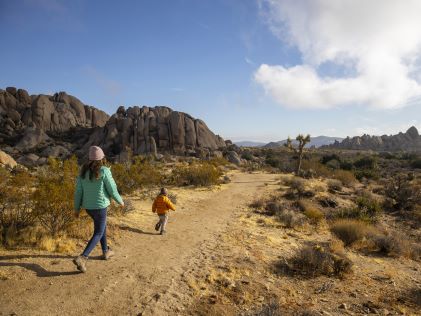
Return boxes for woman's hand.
[120,201,125,208]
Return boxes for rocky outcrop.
[0,87,109,150]
[326,126,421,151]
[81,106,226,158]
[0,87,228,165]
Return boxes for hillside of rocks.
[326,126,421,151]
[0,87,228,166]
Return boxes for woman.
[73,146,124,273]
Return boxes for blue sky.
[1,0,420,142]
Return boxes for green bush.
[111,158,163,194]
[384,174,421,211]
[171,162,222,186]
[354,156,377,169]
[33,157,79,237]
[0,169,36,246]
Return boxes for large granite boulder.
[0,87,109,138]
[90,106,226,157]
[1,87,228,162]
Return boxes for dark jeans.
[82,208,107,257]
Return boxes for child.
[152,188,176,235]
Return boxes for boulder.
[41,145,70,158]
[15,127,51,150]
[0,150,17,168]
[226,151,241,165]
[17,153,40,167]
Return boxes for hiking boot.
[102,247,115,260]
[155,222,161,231]
[73,255,87,273]
[160,230,166,235]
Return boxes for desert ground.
[1,169,420,316]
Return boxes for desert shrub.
[33,157,79,237]
[321,153,341,165]
[290,244,352,277]
[330,219,375,246]
[171,162,222,186]
[283,177,307,197]
[354,156,377,169]
[333,169,357,186]
[317,196,338,208]
[411,158,421,169]
[0,169,36,246]
[354,169,380,180]
[265,201,283,216]
[339,160,354,170]
[250,197,266,209]
[301,159,332,178]
[208,157,229,167]
[248,302,282,316]
[111,158,163,194]
[241,151,254,161]
[384,174,421,211]
[298,200,324,224]
[277,210,306,228]
[355,194,382,218]
[373,233,418,259]
[327,179,342,192]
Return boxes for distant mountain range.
[234,141,267,147]
[235,136,344,148]
[325,126,421,151]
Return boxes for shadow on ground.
[0,262,81,277]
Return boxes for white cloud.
[255,0,421,109]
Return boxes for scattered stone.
[339,303,348,310]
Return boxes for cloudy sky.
[1,0,420,142]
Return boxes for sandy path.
[0,172,278,316]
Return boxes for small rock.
[339,303,347,310]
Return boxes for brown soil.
[0,172,279,315]
[1,171,420,316]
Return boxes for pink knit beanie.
[89,146,105,161]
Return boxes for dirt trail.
[0,172,278,316]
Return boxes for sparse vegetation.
[286,244,352,277]
[171,162,223,186]
[298,200,324,224]
[330,219,376,246]
[284,134,311,175]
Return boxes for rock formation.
[0,87,228,165]
[326,126,421,151]
[81,105,226,158]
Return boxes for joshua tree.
[284,134,311,174]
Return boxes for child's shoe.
[160,230,166,235]
[155,222,161,231]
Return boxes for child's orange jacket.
[152,194,176,215]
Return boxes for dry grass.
[327,179,343,192]
[333,169,357,187]
[277,210,307,228]
[280,243,353,277]
[298,200,324,224]
[38,236,76,253]
[330,219,377,246]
